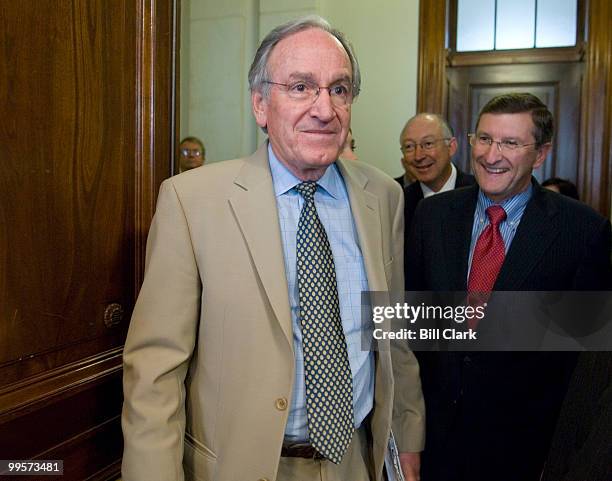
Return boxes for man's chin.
[304,150,342,166]
[414,172,436,185]
[479,183,511,202]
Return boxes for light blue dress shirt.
[468,184,533,276]
[267,144,374,442]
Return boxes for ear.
[448,137,458,157]
[533,142,551,169]
[251,91,268,129]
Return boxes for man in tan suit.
[122,16,424,481]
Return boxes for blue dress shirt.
[267,144,374,442]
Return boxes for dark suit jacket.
[403,168,475,242]
[395,174,408,188]
[542,352,612,481]
[405,179,612,481]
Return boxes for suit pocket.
[184,433,217,481]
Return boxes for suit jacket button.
[275,397,288,410]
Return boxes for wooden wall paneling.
[0,363,120,479]
[0,367,123,475]
[579,0,611,217]
[0,0,178,479]
[416,0,448,114]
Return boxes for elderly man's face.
[179,140,205,171]
[472,112,549,202]
[400,115,456,192]
[252,28,352,180]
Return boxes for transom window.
[456,0,578,52]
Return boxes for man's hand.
[399,452,421,481]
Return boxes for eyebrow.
[286,72,317,83]
[477,131,523,141]
[286,72,352,84]
[403,135,437,143]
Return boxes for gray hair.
[400,113,455,144]
[248,15,361,99]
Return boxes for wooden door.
[0,1,177,479]
[447,62,582,183]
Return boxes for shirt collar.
[267,142,343,199]
[420,163,457,198]
[477,182,533,223]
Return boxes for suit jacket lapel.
[495,183,560,290]
[404,183,424,230]
[338,159,391,478]
[446,185,479,290]
[337,159,387,291]
[455,168,475,188]
[229,144,293,347]
[409,183,424,204]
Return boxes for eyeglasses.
[468,133,538,152]
[401,138,450,154]
[264,80,354,107]
[180,149,203,157]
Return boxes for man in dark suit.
[399,113,474,233]
[404,93,612,481]
[542,352,612,481]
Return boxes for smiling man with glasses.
[399,114,456,194]
[404,93,611,481]
[122,15,424,481]
[399,113,475,239]
[468,106,549,203]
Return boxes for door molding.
[578,0,612,216]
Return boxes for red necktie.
[467,205,507,328]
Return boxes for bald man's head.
[399,113,457,192]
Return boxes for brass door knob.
[104,303,124,328]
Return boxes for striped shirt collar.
[476,183,533,224]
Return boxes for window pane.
[536,0,577,47]
[496,0,535,50]
[457,0,495,52]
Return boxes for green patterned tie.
[295,181,354,464]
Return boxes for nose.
[483,141,503,163]
[309,88,336,122]
[413,144,427,161]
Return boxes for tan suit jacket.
[121,144,424,481]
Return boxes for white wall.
[181,0,259,162]
[319,0,419,176]
[180,0,420,178]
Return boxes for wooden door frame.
[135,0,180,291]
[417,0,611,217]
